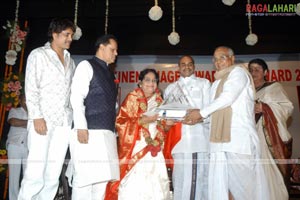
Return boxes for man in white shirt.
[7,95,28,200]
[164,55,211,200]
[68,34,120,200]
[18,18,76,200]
[184,46,268,200]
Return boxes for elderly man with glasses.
[185,46,270,200]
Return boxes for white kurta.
[164,75,211,200]
[201,67,259,155]
[68,59,119,188]
[118,95,170,200]
[7,107,28,200]
[200,66,269,200]
[164,75,211,154]
[7,107,28,147]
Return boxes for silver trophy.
[156,83,194,120]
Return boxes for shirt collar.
[179,74,196,82]
[44,42,70,59]
[93,56,108,68]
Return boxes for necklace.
[136,88,165,157]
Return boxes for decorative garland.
[13,0,19,33]
[296,3,300,16]
[136,88,165,157]
[73,0,82,40]
[105,0,109,34]
[222,0,236,6]
[2,0,27,66]
[1,0,27,110]
[148,0,163,21]
[245,0,258,46]
[168,0,180,45]
[222,0,258,46]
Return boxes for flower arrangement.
[2,0,28,66]
[0,149,7,174]
[2,21,28,66]
[0,72,25,110]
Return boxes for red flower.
[114,79,120,84]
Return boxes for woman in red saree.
[105,68,172,200]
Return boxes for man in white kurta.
[185,46,269,200]
[68,34,120,200]
[7,95,28,200]
[164,55,210,200]
[18,18,76,200]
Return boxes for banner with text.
[74,54,300,157]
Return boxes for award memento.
[156,83,194,120]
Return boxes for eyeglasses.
[143,78,157,83]
[212,55,230,63]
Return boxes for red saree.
[105,88,165,200]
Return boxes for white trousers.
[72,181,107,200]
[208,152,256,200]
[18,121,70,200]
[172,152,209,200]
[7,143,28,200]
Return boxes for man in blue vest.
[68,34,120,200]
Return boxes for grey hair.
[215,46,235,56]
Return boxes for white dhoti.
[208,152,258,200]
[67,129,119,200]
[172,152,209,200]
[7,143,28,200]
